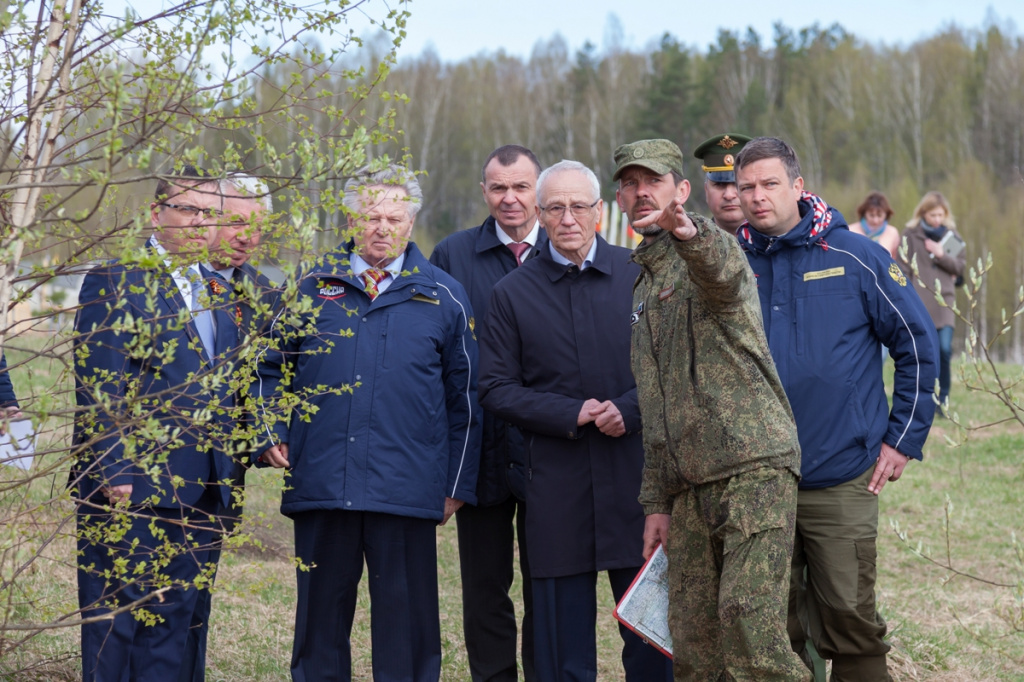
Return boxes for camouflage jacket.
[630,215,801,515]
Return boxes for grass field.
[1,345,1023,680]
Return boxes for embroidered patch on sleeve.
[888,263,908,286]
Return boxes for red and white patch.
[318,281,347,300]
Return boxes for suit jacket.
[429,217,549,505]
[214,261,280,518]
[71,259,237,510]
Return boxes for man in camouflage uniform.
[614,138,810,681]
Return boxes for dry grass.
[2,359,1024,680]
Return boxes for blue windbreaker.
[254,242,481,519]
[740,199,938,489]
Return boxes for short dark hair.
[734,137,801,183]
[154,164,212,202]
[855,191,894,221]
[481,145,542,183]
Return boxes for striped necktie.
[361,268,388,300]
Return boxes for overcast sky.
[395,0,1021,62]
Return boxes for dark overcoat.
[478,236,646,579]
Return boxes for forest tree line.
[29,14,1024,359]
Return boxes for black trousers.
[291,509,441,682]
[456,496,535,681]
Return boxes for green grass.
[2,341,1024,680]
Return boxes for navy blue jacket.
[0,352,17,407]
[429,216,549,505]
[254,242,481,521]
[740,202,938,489]
[71,259,238,509]
[479,237,646,578]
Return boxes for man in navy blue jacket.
[430,144,547,682]
[72,167,238,682]
[735,137,938,681]
[255,164,481,682]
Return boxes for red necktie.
[361,268,388,300]
[507,242,530,266]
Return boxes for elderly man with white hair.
[479,160,672,682]
[254,164,481,682]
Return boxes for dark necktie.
[507,242,530,266]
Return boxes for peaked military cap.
[693,133,752,183]
[612,139,684,182]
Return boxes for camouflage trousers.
[667,467,810,682]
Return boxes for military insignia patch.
[469,316,476,333]
[658,284,675,301]
[888,263,907,287]
[718,135,738,149]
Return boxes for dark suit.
[430,218,547,682]
[180,262,279,682]
[478,237,672,682]
[72,257,237,682]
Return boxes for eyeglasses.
[159,202,223,220]
[539,199,599,220]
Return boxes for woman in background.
[850,191,900,258]
[898,191,966,413]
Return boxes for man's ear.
[676,179,691,205]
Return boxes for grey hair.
[343,164,423,218]
[221,173,272,213]
[536,160,600,205]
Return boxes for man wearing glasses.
[72,166,239,682]
[479,160,671,682]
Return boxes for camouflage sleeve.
[671,212,749,313]
[638,464,675,515]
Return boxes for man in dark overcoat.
[430,144,548,682]
[478,160,672,682]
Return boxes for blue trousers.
[290,509,441,682]
[532,568,673,682]
[78,496,217,682]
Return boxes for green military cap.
[612,139,684,182]
[692,133,752,183]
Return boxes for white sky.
[396,0,1022,62]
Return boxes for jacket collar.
[631,231,675,268]
[314,241,436,288]
[476,216,549,259]
[740,197,848,256]
[536,234,615,282]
